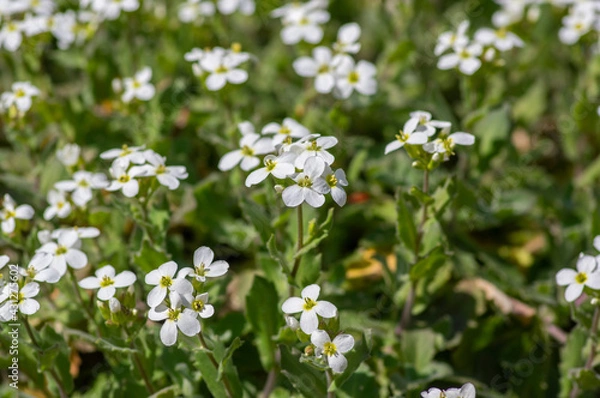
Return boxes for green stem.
[129,337,156,395]
[67,268,102,337]
[326,369,335,398]
[397,169,429,334]
[289,205,304,296]
[23,317,68,398]
[570,305,600,398]
[198,333,234,398]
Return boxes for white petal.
[226,69,248,84]
[160,320,178,346]
[304,189,325,208]
[159,261,178,277]
[282,297,304,314]
[20,299,40,315]
[65,249,87,269]
[300,310,319,335]
[206,73,227,91]
[450,132,475,146]
[15,205,34,219]
[245,168,269,187]
[177,313,201,336]
[586,272,600,290]
[565,283,584,302]
[333,334,354,353]
[145,269,161,285]
[205,261,229,277]
[437,54,459,70]
[79,276,101,289]
[97,286,116,301]
[384,140,404,155]
[147,286,167,307]
[556,269,577,286]
[577,255,597,273]
[459,58,481,75]
[194,247,214,267]
[310,329,331,348]
[301,284,320,300]
[114,271,137,287]
[328,353,348,374]
[331,186,347,207]
[122,180,140,197]
[315,301,337,318]
[21,282,40,298]
[218,150,243,171]
[293,57,318,77]
[282,185,305,207]
[594,236,600,252]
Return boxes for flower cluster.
[218,120,349,207]
[421,382,476,398]
[282,284,354,374]
[556,236,600,302]
[145,246,229,346]
[556,1,600,45]
[184,45,251,91]
[83,0,140,21]
[271,0,330,45]
[384,111,475,164]
[293,22,377,99]
[0,0,101,51]
[178,0,255,23]
[0,82,40,118]
[112,67,156,103]
[435,20,523,75]
[102,145,188,197]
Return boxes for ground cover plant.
[1,0,600,397]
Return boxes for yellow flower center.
[298,176,312,188]
[396,130,409,142]
[195,264,206,277]
[241,145,254,156]
[576,272,588,284]
[215,65,229,74]
[57,202,65,209]
[99,275,114,287]
[167,308,181,321]
[326,174,338,188]
[279,126,291,135]
[323,341,337,357]
[56,245,68,255]
[318,64,330,74]
[307,141,320,151]
[78,179,90,188]
[231,42,242,53]
[132,80,142,89]
[348,71,360,84]
[159,275,173,288]
[156,164,166,174]
[192,299,205,312]
[5,210,16,219]
[118,175,130,183]
[303,297,317,310]
[14,89,25,98]
[265,159,277,172]
[27,266,36,279]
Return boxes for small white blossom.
[37,230,88,277]
[278,4,330,45]
[79,265,137,300]
[0,20,23,52]
[311,330,354,374]
[89,0,140,20]
[217,0,255,15]
[18,253,60,283]
[281,284,337,334]
[56,144,81,167]
[148,293,200,346]
[384,120,429,155]
[43,190,72,220]
[556,255,600,302]
[282,157,329,208]
[421,382,476,398]
[218,122,275,171]
[435,21,470,56]
[183,292,215,319]
[474,27,524,52]
[178,0,215,23]
[423,132,476,161]
[245,153,296,187]
[106,162,148,198]
[145,261,193,308]
[293,135,338,168]
[1,82,40,115]
[0,282,40,319]
[100,144,146,167]
[437,43,483,75]
[55,171,108,207]
[333,22,361,54]
[121,67,155,103]
[200,47,250,91]
[1,194,34,234]
[138,150,188,190]
[334,57,377,99]
[179,246,229,283]
[293,47,346,94]
[322,166,348,207]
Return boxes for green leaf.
[246,276,281,371]
[280,345,328,397]
[512,79,547,124]
[193,351,227,398]
[473,106,510,158]
[296,253,322,287]
[240,197,272,243]
[409,246,446,282]
[267,234,290,274]
[328,330,372,392]
[63,328,138,354]
[559,326,587,397]
[400,328,437,375]
[217,337,243,381]
[134,239,170,274]
[39,325,74,394]
[396,190,418,253]
[409,186,433,206]
[572,368,600,391]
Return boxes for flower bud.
[109,297,121,313]
[304,345,314,356]
[274,184,284,194]
[112,78,122,93]
[592,298,599,306]
[285,315,299,331]
[97,300,110,320]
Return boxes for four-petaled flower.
[145,261,193,308]
[79,265,137,301]
[311,330,354,374]
[180,246,229,283]
[556,255,600,302]
[281,284,337,334]
[148,293,201,346]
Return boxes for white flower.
[178,0,215,23]
[100,144,146,167]
[333,22,361,54]
[406,111,446,137]
[282,157,329,208]
[18,252,60,283]
[22,13,49,37]
[334,58,377,99]
[423,132,476,161]
[594,235,600,252]
[262,118,310,146]
[201,48,250,91]
[245,153,296,187]
[148,293,200,346]
[218,122,275,171]
[183,292,215,319]
[78,265,137,300]
[145,261,193,308]
[322,166,348,207]
[384,120,429,155]
[474,27,524,52]
[54,171,108,207]
[179,246,229,282]
[293,135,338,168]
[37,230,88,276]
[437,43,483,75]
[1,194,34,234]
[434,21,469,56]
[121,67,155,103]
[421,382,476,398]
[0,282,40,319]
[281,284,337,334]
[43,190,72,220]
[1,82,40,114]
[556,255,600,302]
[51,226,101,240]
[279,6,330,45]
[217,0,255,15]
[48,11,78,50]
[138,150,188,190]
[56,144,81,167]
[28,0,56,15]
[106,162,148,198]
[0,20,23,52]
[311,330,354,374]
[91,0,139,20]
[293,47,346,94]
[559,12,594,45]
